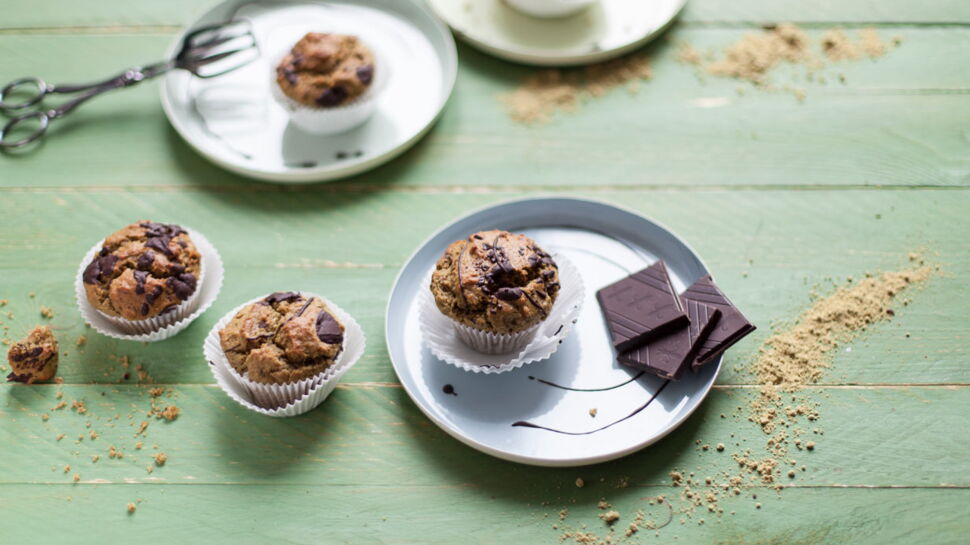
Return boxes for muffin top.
[7,325,58,384]
[83,221,201,321]
[219,292,345,384]
[431,230,560,334]
[275,33,375,108]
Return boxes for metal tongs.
[0,19,259,150]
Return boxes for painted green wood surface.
[1,0,969,543]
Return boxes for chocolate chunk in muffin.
[218,292,345,384]
[82,221,201,321]
[7,326,58,384]
[430,230,560,335]
[275,33,375,108]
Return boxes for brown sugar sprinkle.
[53,401,67,411]
[154,452,167,466]
[63,465,70,473]
[126,502,136,514]
[71,400,87,415]
[55,433,65,441]
[146,465,154,474]
[500,54,652,124]
[41,413,49,422]
[72,473,80,483]
[149,387,166,397]
[108,446,123,459]
[135,441,144,450]
[75,335,87,347]
[40,306,54,319]
[682,24,896,97]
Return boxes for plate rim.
[159,0,459,183]
[384,195,722,466]
[427,0,687,67]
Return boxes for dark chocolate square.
[618,302,720,380]
[596,261,688,352]
[682,275,756,368]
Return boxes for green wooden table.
[2,1,968,543]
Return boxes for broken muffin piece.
[7,325,59,384]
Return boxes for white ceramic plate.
[160,0,457,183]
[386,197,720,466]
[426,0,686,66]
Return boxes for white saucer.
[385,197,721,466]
[160,0,457,183]
[426,0,686,66]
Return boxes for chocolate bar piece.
[682,275,756,369]
[596,261,688,352]
[618,301,720,380]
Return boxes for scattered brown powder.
[126,502,136,514]
[71,400,87,415]
[706,24,816,86]
[820,28,860,61]
[154,452,167,466]
[682,24,896,98]
[500,55,652,124]
[72,473,80,483]
[40,306,54,319]
[55,433,65,441]
[599,510,620,524]
[75,336,86,347]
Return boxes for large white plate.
[386,197,720,466]
[426,0,686,66]
[160,0,457,183]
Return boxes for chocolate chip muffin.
[275,33,375,108]
[7,326,58,384]
[83,221,201,321]
[218,292,345,384]
[431,230,560,335]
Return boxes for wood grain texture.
[1,29,969,189]
[2,385,968,486]
[2,0,969,542]
[0,0,968,29]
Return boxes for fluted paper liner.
[419,254,584,374]
[204,292,366,417]
[75,227,223,342]
[270,45,388,135]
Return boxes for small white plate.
[160,0,457,183]
[426,0,686,66]
[386,197,721,466]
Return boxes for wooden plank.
[1,385,968,486]
[0,189,966,386]
[1,485,967,544]
[1,0,968,29]
[1,30,969,189]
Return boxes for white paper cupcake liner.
[452,320,539,355]
[419,254,585,374]
[75,227,224,342]
[270,44,388,135]
[203,292,366,417]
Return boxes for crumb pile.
[500,55,652,124]
[678,24,898,98]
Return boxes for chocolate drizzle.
[527,371,645,392]
[512,380,670,435]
